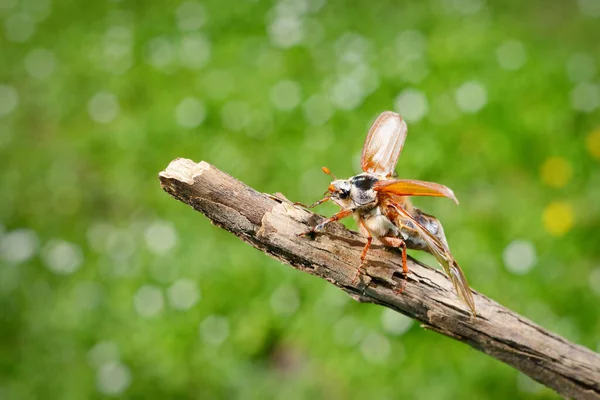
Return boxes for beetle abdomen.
[357,206,399,238]
[408,207,450,249]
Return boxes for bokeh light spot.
[334,33,372,66]
[24,48,56,79]
[334,316,363,346]
[104,26,132,51]
[540,157,573,188]
[88,341,120,369]
[570,82,599,113]
[398,57,429,84]
[303,93,334,126]
[145,36,176,72]
[542,201,574,236]
[202,69,234,100]
[360,332,391,364]
[106,229,136,262]
[73,281,103,310]
[179,34,211,69]
[270,80,302,111]
[22,0,51,22]
[133,285,164,317]
[330,76,364,110]
[221,101,251,131]
[585,266,600,297]
[96,362,131,396]
[0,84,19,117]
[199,315,229,345]
[308,0,326,12]
[496,40,527,71]
[274,0,309,18]
[503,240,537,275]
[41,239,83,275]
[350,63,380,95]
[175,97,206,129]
[589,268,600,296]
[0,0,18,9]
[0,229,39,264]
[87,92,120,124]
[302,17,324,46]
[5,13,35,42]
[566,53,596,82]
[99,25,134,75]
[395,30,427,59]
[167,279,200,310]
[176,1,206,31]
[394,88,428,123]
[455,80,487,113]
[87,222,113,253]
[144,220,177,255]
[452,0,484,14]
[578,0,600,17]
[381,309,413,336]
[585,128,600,160]
[431,92,460,124]
[267,16,304,49]
[0,261,20,295]
[270,284,300,316]
[245,109,273,139]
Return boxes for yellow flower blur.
[540,157,573,188]
[542,201,574,236]
[586,128,600,160]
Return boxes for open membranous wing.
[361,111,407,177]
[381,195,476,315]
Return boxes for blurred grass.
[1,0,599,398]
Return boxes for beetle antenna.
[322,166,337,180]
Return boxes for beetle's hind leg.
[379,236,408,294]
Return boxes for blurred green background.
[1,0,600,398]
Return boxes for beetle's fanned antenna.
[322,166,337,180]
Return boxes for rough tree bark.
[159,158,600,400]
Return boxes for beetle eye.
[338,189,349,199]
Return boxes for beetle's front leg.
[293,195,330,209]
[298,209,352,237]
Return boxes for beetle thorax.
[329,173,379,210]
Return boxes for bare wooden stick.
[159,158,600,400]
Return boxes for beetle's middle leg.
[351,221,372,285]
[379,236,408,294]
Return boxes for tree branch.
[159,158,600,400]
